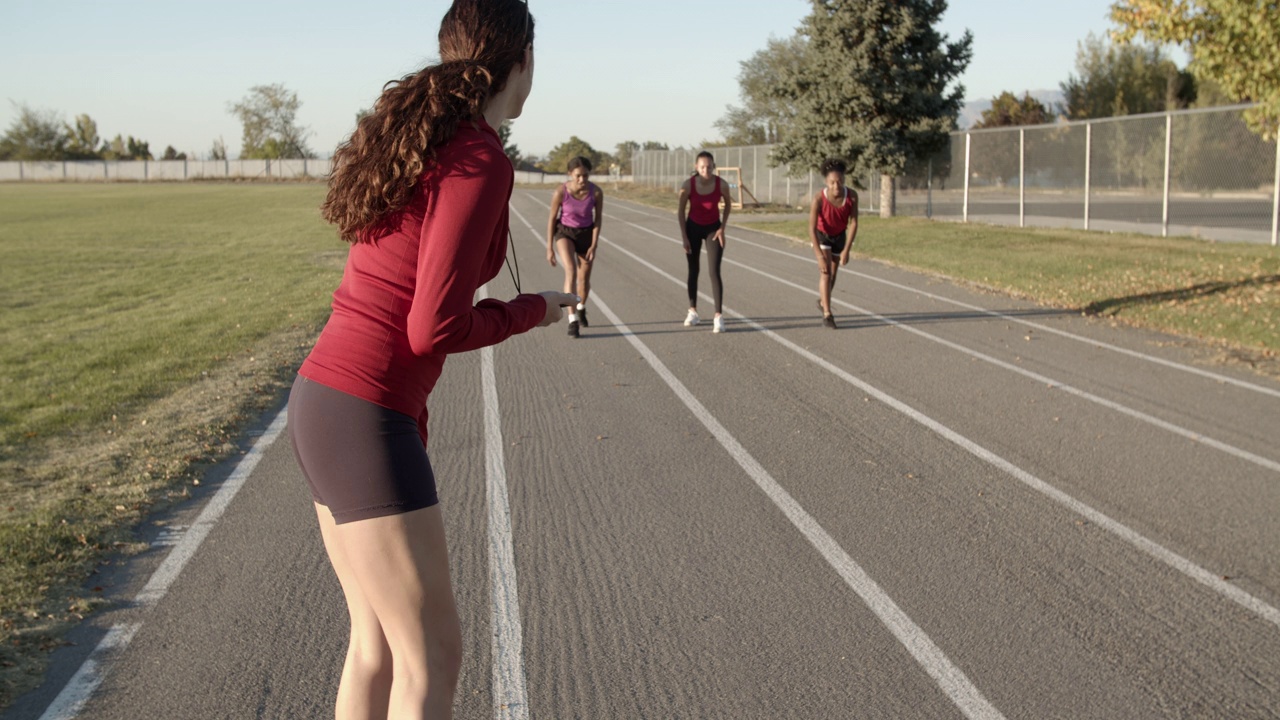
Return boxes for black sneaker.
[578,307,588,327]
[823,314,837,329]
[568,320,580,338]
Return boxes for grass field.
[0,180,1276,707]
[0,183,340,705]
[607,183,1280,362]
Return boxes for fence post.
[103,160,108,180]
[927,158,933,219]
[1162,113,1172,238]
[1083,122,1092,231]
[184,158,189,180]
[963,133,971,223]
[63,161,67,180]
[786,174,791,207]
[769,164,773,204]
[18,162,23,181]
[1272,135,1279,247]
[1019,128,1025,228]
[144,160,149,182]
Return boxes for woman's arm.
[546,185,564,266]
[677,180,691,253]
[842,189,859,266]
[587,186,603,262]
[715,180,732,247]
[809,190,823,251]
[407,165,545,356]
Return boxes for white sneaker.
[712,315,725,333]
[684,309,700,326]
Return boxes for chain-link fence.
[634,103,1280,245]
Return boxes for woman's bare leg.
[316,503,394,720]
[556,238,578,296]
[333,505,462,720]
[818,252,834,315]
[577,257,593,304]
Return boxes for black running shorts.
[817,229,847,254]
[287,375,438,524]
[554,223,594,256]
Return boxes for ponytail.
[321,0,534,243]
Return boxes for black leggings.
[686,219,724,313]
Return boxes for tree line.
[0,83,314,163]
[698,0,1277,214]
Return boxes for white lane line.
[509,203,1006,719]
[571,213,1280,631]
[610,198,1280,400]
[610,213,1280,475]
[37,623,142,720]
[39,408,290,720]
[479,286,531,720]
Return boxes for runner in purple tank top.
[546,156,604,338]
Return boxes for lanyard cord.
[505,229,522,294]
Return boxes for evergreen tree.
[771,0,972,216]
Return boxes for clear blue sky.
[0,0,1146,160]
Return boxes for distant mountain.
[957,89,1064,129]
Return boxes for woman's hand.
[536,291,580,327]
[714,228,726,248]
[682,236,691,254]
[546,247,557,267]
[840,252,850,267]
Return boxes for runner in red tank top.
[677,151,733,333]
[809,158,859,328]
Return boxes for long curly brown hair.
[322,0,534,243]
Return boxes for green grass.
[606,183,1279,359]
[0,183,342,705]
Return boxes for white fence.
[635,104,1280,246]
[0,158,333,182]
[0,161,628,189]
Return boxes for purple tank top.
[559,183,596,228]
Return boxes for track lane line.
[608,199,1280,400]
[479,286,532,720]
[38,408,290,720]
[508,195,1280,630]
[507,204,1009,720]
[604,207,1280,475]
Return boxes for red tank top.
[688,175,722,225]
[817,186,855,235]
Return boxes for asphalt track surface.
[8,195,1280,719]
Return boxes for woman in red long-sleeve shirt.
[287,2,574,717]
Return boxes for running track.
[8,195,1279,719]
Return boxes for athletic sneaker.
[568,320,580,338]
[684,309,700,326]
[823,314,837,329]
[578,307,589,327]
[713,315,725,333]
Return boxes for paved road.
[8,195,1280,719]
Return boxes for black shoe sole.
[568,322,580,338]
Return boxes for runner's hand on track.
[547,248,557,267]
[536,291,579,326]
